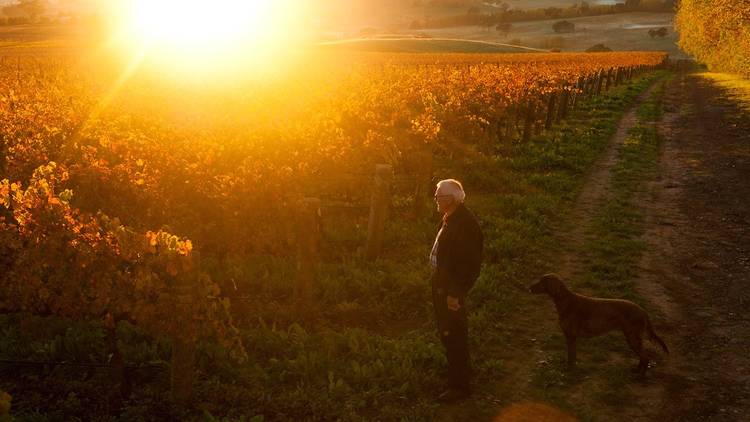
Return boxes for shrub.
[552,20,575,33]
[586,43,613,52]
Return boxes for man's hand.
[446,296,461,311]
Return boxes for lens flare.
[109,0,310,77]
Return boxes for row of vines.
[0,51,667,404]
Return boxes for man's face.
[434,189,455,214]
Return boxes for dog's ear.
[542,273,562,297]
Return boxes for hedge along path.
[433,73,671,421]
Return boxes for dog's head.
[529,273,565,297]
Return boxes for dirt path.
[630,73,750,421]
[438,72,750,421]
[557,82,663,281]
[436,78,667,422]
[542,71,750,421]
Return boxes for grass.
[315,38,543,53]
[528,72,672,418]
[697,72,750,113]
[0,72,672,421]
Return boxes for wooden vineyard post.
[504,106,517,141]
[170,253,198,407]
[556,88,569,122]
[595,70,605,95]
[604,68,613,91]
[583,77,592,98]
[523,100,536,142]
[106,317,130,400]
[544,92,557,130]
[412,151,434,219]
[571,77,584,109]
[614,68,621,86]
[366,164,393,260]
[296,197,321,307]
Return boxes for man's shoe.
[437,388,470,403]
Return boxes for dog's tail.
[646,317,669,354]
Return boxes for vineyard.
[0,50,668,420]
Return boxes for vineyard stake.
[544,92,557,130]
[412,151,434,219]
[366,164,393,260]
[170,255,198,407]
[557,87,570,122]
[595,70,605,95]
[296,197,321,307]
[523,100,536,142]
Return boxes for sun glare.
[110,0,309,77]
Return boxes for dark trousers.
[431,283,471,391]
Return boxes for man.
[429,179,484,402]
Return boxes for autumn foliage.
[0,51,665,355]
[676,0,750,76]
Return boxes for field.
[406,12,682,55]
[315,37,545,53]
[314,0,628,31]
[1,13,749,422]
[0,21,679,420]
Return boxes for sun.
[127,0,274,49]
[110,0,308,76]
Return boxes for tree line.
[411,0,676,30]
[676,0,750,77]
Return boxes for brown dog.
[529,273,668,374]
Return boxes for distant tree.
[495,22,512,37]
[649,27,668,38]
[544,7,562,18]
[625,0,641,10]
[552,20,575,33]
[480,14,494,31]
[586,43,612,52]
[17,0,46,21]
[580,1,591,15]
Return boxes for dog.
[529,273,668,375]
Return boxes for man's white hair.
[436,179,466,203]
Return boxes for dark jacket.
[433,203,484,298]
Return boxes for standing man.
[430,179,484,402]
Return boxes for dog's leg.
[624,330,648,375]
[565,335,577,367]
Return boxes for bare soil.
[629,72,750,421]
